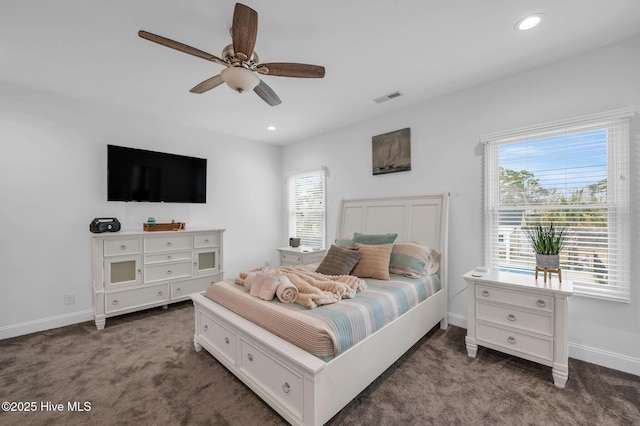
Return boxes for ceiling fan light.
[221,67,260,93]
[516,13,543,31]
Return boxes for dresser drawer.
[104,238,141,256]
[144,235,192,253]
[476,284,553,312]
[198,311,236,365]
[477,322,553,362]
[144,250,193,265]
[144,261,193,283]
[171,276,217,300]
[476,301,553,336]
[105,283,169,314]
[240,339,304,419]
[194,233,219,248]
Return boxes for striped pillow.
[351,243,393,280]
[389,242,441,277]
[315,245,362,276]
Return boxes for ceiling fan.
[138,2,325,106]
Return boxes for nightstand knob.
[282,382,290,394]
[204,239,210,243]
[167,242,172,246]
[224,337,230,344]
[157,291,163,296]
[203,324,208,332]
[507,314,516,321]
[536,299,546,307]
[120,245,127,250]
[112,300,119,305]
[247,354,254,362]
[176,288,181,292]
[481,290,490,297]
[507,336,516,344]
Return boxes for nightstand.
[277,247,326,266]
[463,269,573,388]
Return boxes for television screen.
[107,145,207,203]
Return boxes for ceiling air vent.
[373,91,403,104]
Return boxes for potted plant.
[524,222,567,270]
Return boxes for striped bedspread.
[205,274,441,360]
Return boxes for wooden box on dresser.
[463,269,573,388]
[91,228,224,330]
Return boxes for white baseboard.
[0,310,93,340]
[447,312,467,329]
[569,342,640,376]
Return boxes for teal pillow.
[351,232,398,245]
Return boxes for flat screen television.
[107,145,207,203]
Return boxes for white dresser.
[91,228,224,330]
[277,246,326,266]
[463,269,573,388]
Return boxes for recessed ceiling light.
[267,126,276,131]
[516,13,544,31]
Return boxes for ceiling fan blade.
[190,75,225,94]
[253,80,281,106]
[258,63,325,78]
[231,3,258,60]
[138,30,227,66]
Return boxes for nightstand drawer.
[476,301,553,336]
[476,284,553,312]
[281,252,304,264]
[477,322,553,362]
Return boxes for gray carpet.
[1,301,638,426]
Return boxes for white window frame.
[285,167,326,249]
[481,108,634,302]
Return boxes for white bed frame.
[191,194,450,425]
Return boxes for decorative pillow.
[351,232,398,245]
[315,245,362,276]
[334,236,354,248]
[351,243,393,280]
[389,242,441,277]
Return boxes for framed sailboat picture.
[372,127,411,175]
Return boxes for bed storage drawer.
[239,339,304,419]
[105,283,169,314]
[198,311,236,365]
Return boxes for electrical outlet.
[64,292,75,305]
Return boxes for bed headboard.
[336,193,450,285]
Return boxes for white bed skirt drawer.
[476,322,553,362]
[476,301,553,336]
[198,311,236,365]
[239,339,304,419]
[144,250,193,265]
[476,284,553,312]
[144,235,192,253]
[194,233,219,248]
[104,238,141,256]
[105,283,169,314]
[171,276,217,300]
[144,261,193,283]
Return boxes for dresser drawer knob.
[536,299,546,308]
[204,239,210,243]
[120,245,127,250]
[507,314,516,321]
[507,336,516,344]
[247,353,254,362]
[167,242,172,246]
[167,255,172,260]
[112,300,119,305]
[224,337,230,344]
[176,288,181,293]
[167,270,172,275]
[481,290,490,297]
[157,291,164,296]
[282,382,290,394]
[202,324,208,332]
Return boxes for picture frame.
[372,127,411,175]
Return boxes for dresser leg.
[552,366,568,388]
[194,336,202,352]
[465,336,478,358]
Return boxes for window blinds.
[482,108,633,301]
[285,167,326,249]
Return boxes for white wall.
[0,83,283,338]
[282,36,640,375]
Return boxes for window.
[482,108,633,301]
[285,168,326,249]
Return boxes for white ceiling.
[2,1,640,145]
